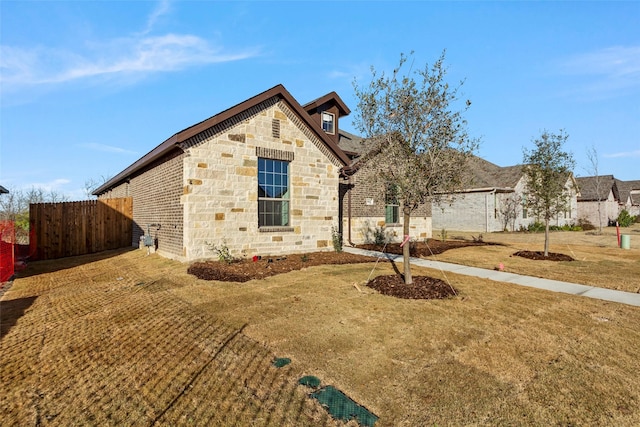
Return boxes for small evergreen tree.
[522,130,575,257]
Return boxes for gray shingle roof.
[616,179,640,205]
[575,175,616,201]
[465,156,523,190]
[0,185,8,194]
[337,130,365,157]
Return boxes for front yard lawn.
[2,242,639,426]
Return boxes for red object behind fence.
[0,221,16,282]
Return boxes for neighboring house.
[94,84,352,261]
[575,175,620,227]
[337,134,432,245]
[432,156,579,232]
[0,185,8,194]
[616,179,640,217]
[575,176,640,226]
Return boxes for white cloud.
[139,0,172,36]
[27,178,72,192]
[0,1,259,93]
[603,149,640,159]
[1,35,258,89]
[558,45,640,96]
[80,143,138,155]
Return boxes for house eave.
[93,84,350,196]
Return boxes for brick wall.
[340,163,432,244]
[577,197,619,228]
[99,149,184,258]
[433,177,579,232]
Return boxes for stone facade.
[340,163,432,245]
[181,100,343,260]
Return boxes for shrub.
[617,209,636,227]
[373,227,388,245]
[577,217,596,231]
[527,221,545,233]
[206,240,235,264]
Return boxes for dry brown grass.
[0,250,339,426]
[2,239,640,426]
[435,224,640,293]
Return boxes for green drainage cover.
[311,385,378,427]
[298,375,321,388]
[272,357,291,368]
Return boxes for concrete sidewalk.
[344,247,640,308]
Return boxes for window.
[321,112,335,134]
[522,194,528,219]
[385,184,399,224]
[258,158,290,227]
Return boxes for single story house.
[616,179,640,217]
[94,84,354,261]
[432,156,579,232]
[575,176,640,226]
[574,175,620,227]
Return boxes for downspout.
[348,178,354,246]
[485,193,489,233]
[486,189,496,233]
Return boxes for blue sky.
[1,1,639,199]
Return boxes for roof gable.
[616,179,640,205]
[94,85,350,195]
[465,156,523,190]
[575,175,616,201]
[302,92,351,117]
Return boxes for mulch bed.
[188,251,379,283]
[187,239,495,300]
[188,247,464,300]
[366,275,457,300]
[513,251,575,261]
[357,239,498,257]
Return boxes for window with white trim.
[321,112,335,134]
[258,158,290,227]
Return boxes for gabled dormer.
[303,92,351,144]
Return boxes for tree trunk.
[544,219,550,257]
[597,200,603,234]
[403,208,413,285]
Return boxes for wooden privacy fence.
[30,198,133,260]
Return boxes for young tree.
[353,51,479,284]
[499,193,521,231]
[522,130,575,257]
[584,146,604,233]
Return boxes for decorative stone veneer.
[343,216,432,245]
[181,100,343,260]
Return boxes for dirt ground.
[188,240,473,299]
[3,243,640,426]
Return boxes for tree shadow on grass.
[0,295,37,340]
